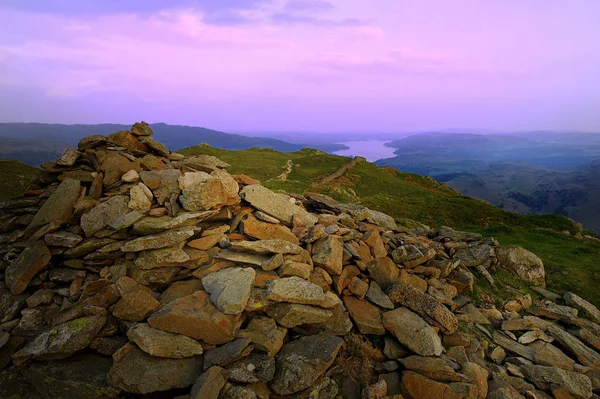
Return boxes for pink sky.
[1,0,599,132]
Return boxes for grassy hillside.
[180,144,600,306]
[0,160,41,201]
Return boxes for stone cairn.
[1,122,600,399]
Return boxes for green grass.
[468,226,600,308]
[180,145,600,307]
[0,160,41,201]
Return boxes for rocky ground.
[1,122,599,399]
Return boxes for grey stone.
[190,366,230,399]
[270,334,343,395]
[131,211,213,235]
[496,246,545,287]
[521,365,592,399]
[267,303,333,328]
[121,227,195,252]
[12,316,106,365]
[44,230,83,247]
[230,239,304,254]
[564,292,600,324]
[107,347,203,394]
[227,353,276,383]
[548,325,600,370]
[134,245,190,269]
[383,307,443,357]
[202,267,255,315]
[27,178,81,232]
[80,196,130,237]
[108,210,145,231]
[240,184,317,227]
[127,323,204,358]
[265,276,326,305]
[366,281,394,309]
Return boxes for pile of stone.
[0,122,599,399]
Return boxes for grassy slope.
[180,145,600,306]
[0,160,41,201]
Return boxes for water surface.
[333,140,397,162]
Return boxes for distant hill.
[0,122,346,166]
[376,132,600,233]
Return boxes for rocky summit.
[0,121,599,399]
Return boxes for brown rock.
[141,154,166,170]
[367,257,399,289]
[241,214,299,245]
[27,178,81,232]
[402,371,478,399]
[343,296,385,335]
[312,235,344,275]
[387,281,459,335]
[106,130,148,153]
[127,323,204,358]
[112,290,160,321]
[5,241,52,295]
[363,229,387,258]
[148,290,242,345]
[100,151,142,185]
[190,366,230,399]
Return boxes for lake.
[333,140,397,162]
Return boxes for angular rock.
[270,334,343,395]
[134,245,190,269]
[401,355,466,382]
[228,353,276,383]
[56,148,80,166]
[529,340,575,370]
[387,281,458,335]
[190,366,230,399]
[100,151,141,185]
[238,316,286,356]
[143,136,169,157]
[264,277,325,305]
[159,279,204,305]
[311,235,344,275]
[12,316,106,364]
[81,195,130,237]
[496,246,545,287]
[383,307,443,357]
[521,365,592,399]
[492,331,536,361]
[5,240,52,295]
[204,337,253,369]
[241,214,300,244]
[343,295,385,335]
[121,227,195,252]
[131,121,153,136]
[112,290,160,321]
[240,185,317,227]
[107,130,148,153]
[127,323,204,358]
[27,178,81,232]
[44,230,83,247]
[266,303,333,328]
[564,292,600,324]
[107,347,203,394]
[202,267,256,314]
[129,184,152,210]
[366,257,399,289]
[230,239,304,255]
[402,371,477,399]
[547,324,600,370]
[152,169,182,204]
[148,290,242,345]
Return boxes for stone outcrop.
[1,122,598,399]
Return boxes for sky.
[0,0,599,133]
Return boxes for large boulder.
[80,195,130,237]
[270,334,343,395]
[12,316,106,365]
[148,290,242,345]
[127,323,204,358]
[202,267,256,314]
[27,178,81,232]
[383,307,443,357]
[240,184,317,227]
[496,246,545,287]
[107,346,203,394]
